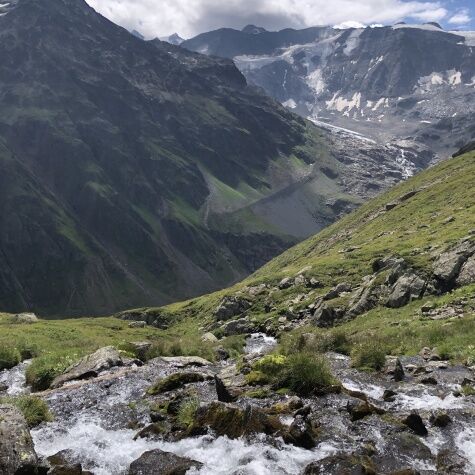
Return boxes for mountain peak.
[159,33,185,45]
[242,24,267,35]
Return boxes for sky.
[85,0,475,39]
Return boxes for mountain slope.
[145,147,475,350]
[183,24,475,157]
[0,0,425,317]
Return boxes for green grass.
[0,395,52,427]
[0,346,21,371]
[177,397,200,428]
[351,341,387,372]
[138,151,475,362]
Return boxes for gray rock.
[386,357,405,381]
[456,255,475,286]
[323,282,352,301]
[128,449,202,475]
[278,277,294,289]
[129,341,152,361]
[402,412,428,436]
[433,240,475,283]
[159,356,212,367]
[0,404,39,474]
[51,346,123,388]
[386,273,426,308]
[221,317,254,336]
[312,302,346,327]
[215,296,252,321]
[128,321,147,328]
[12,312,39,324]
[201,332,218,343]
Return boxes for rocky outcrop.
[0,404,39,474]
[386,273,427,308]
[433,240,475,285]
[128,449,202,475]
[214,296,252,321]
[221,317,255,336]
[12,313,39,324]
[51,347,123,389]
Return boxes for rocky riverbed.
[0,333,474,474]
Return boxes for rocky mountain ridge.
[183,23,475,158]
[0,0,431,316]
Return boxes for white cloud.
[85,0,452,38]
[448,9,471,25]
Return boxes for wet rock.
[433,240,475,284]
[215,375,237,403]
[283,415,316,449]
[401,413,428,436]
[159,356,212,367]
[214,346,230,361]
[269,396,303,414]
[0,404,39,474]
[148,372,212,395]
[303,454,375,474]
[190,401,283,439]
[47,450,85,474]
[386,357,405,381]
[383,389,398,402]
[436,449,466,474]
[419,376,438,385]
[419,347,441,361]
[430,411,452,428]
[128,449,202,475]
[129,342,151,361]
[128,321,147,328]
[12,312,39,324]
[51,346,123,388]
[347,400,385,422]
[215,296,252,321]
[215,365,247,400]
[201,332,218,343]
[386,273,426,308]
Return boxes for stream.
[1,336,474,474]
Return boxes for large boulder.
[12,313,39,324]
[303,454,373,474]
[312,302,346,327]
[51,347,123,388]
[0,404,39,474]
[456,255,475,286]
[433,240,475,284]
[386,273,426,308]
[128,449,202,475]
[190,401,283,439]
[221,317,254,336]
[214,296,252,321]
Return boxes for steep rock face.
[183,24,475,157]
[0,0,427,316]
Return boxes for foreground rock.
[51,347,123,389]
[0,404,39,474]
[128,449,202,475]
[12,312,39,324]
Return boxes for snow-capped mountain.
[183,23,475,157]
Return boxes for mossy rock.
[147,372,212,395]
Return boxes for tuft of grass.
[177,397,200,428]
[351,342,387,372]
[26,353,79,392]
[275,352,339,396]
[0,346,21,371]
[0,395,52,427]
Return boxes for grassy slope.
[156,150,475,362]
[1,152,474,384]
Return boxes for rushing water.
[244,333,277,355]
[0,360,31,395]
[33,417,338,475]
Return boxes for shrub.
[245,370,270,386]
[26,353,78,391]
[0,346,21,371]
[317,330,352,355]
[351,342,386,372]
[254,354,287,374]
[1,396,52,427]
[276,352,338,396]
[177,397,200,428]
